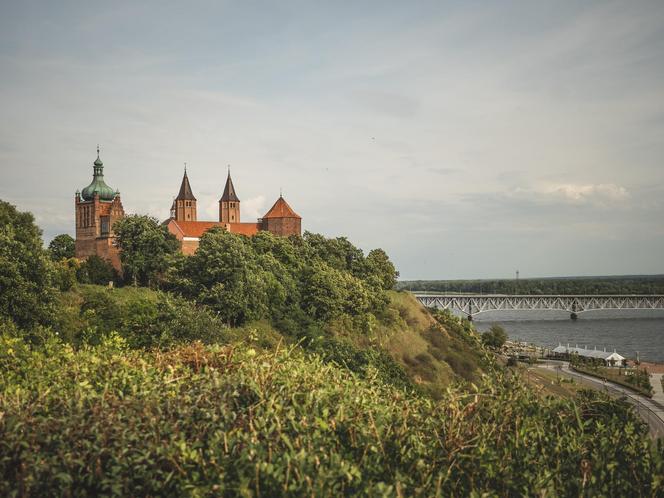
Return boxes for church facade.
[74,149,302,267]
[164,169,301,255]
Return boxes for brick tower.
[219,169,240,223]
[260,195,302,236]
[74,147,124,270]
[171,167,197,221]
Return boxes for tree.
[173,228,268,326]
[300,261,345,322]
[48,234,75,261]
[0,200,55,328]
[302,232,366,276]
[481,325,508,349]
[113,215,180,287]
[77,255,118,285]
[365,248,399,290]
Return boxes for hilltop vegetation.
[2,199,664,495]
[399,275,664,295]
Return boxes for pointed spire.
[175,166,196,201]
[220,167,239,202]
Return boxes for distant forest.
[397,275,664,295]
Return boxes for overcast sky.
[1,1,663,279]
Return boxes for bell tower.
[173,166,197,221]
[219,168,240,223]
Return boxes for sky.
[1,0,663,280]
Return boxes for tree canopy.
[163,228,396,329]
[48,234,75,260]
[113,215,180,287]
[0,200,55,328]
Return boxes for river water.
[470,310,664,363]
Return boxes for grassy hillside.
[46,285,488,397]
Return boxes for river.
[471,310,664,363]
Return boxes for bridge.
[415,294,664,320]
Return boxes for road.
[533,360,664,440]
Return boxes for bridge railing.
[415,294,664,317]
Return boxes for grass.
[526,367,583,399]
[48,286,490,398]
[571,364,654,397]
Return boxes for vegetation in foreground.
[1,337,663,497]
[2,198,664,495]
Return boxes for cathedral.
[74,149,302,268]
[164,168,301,255]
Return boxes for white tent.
[552,344,625,364]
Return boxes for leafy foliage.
[76,255,118,285]
[52,285,232,349]
[481,324,508,349]
[166,229,396,329]
[48,233,75,260]
[0,200,55,328]
[113,215,180,287]
[0,339,662,497]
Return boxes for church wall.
[74,196,124,272]
[263,217,301,237]
[181,239,199,255]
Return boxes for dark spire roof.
[220,170,240,202]
[176,168,196,201]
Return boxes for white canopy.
[552,345,625,362]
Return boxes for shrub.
[0,340,662,496]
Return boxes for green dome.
[81,152,117,201]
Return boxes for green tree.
[77,255,118,285]
[303,232,366,276]
[481,325,508,349]
[52,258,78,291]
[48,234,75,261]
[365,248,399,290]
[0,200,55,328]
[173,228,268,326]
[300,261,345,321]
[113,215,179,287]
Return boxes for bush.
[53,286,231,349]
[481,325,508,349]
[0,339,662,496]
[76,255,118,285]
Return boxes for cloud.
[1,1,664,278]
[243,195,266,220]
[510,183,630,207]
[543,183,629,204]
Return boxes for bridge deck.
[415,294,664,316]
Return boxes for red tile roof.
[168,219,260,238]
[228,222,260,236]
[170,220,223,238]
[262,196,301,219]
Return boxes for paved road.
[533,360,664,440]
